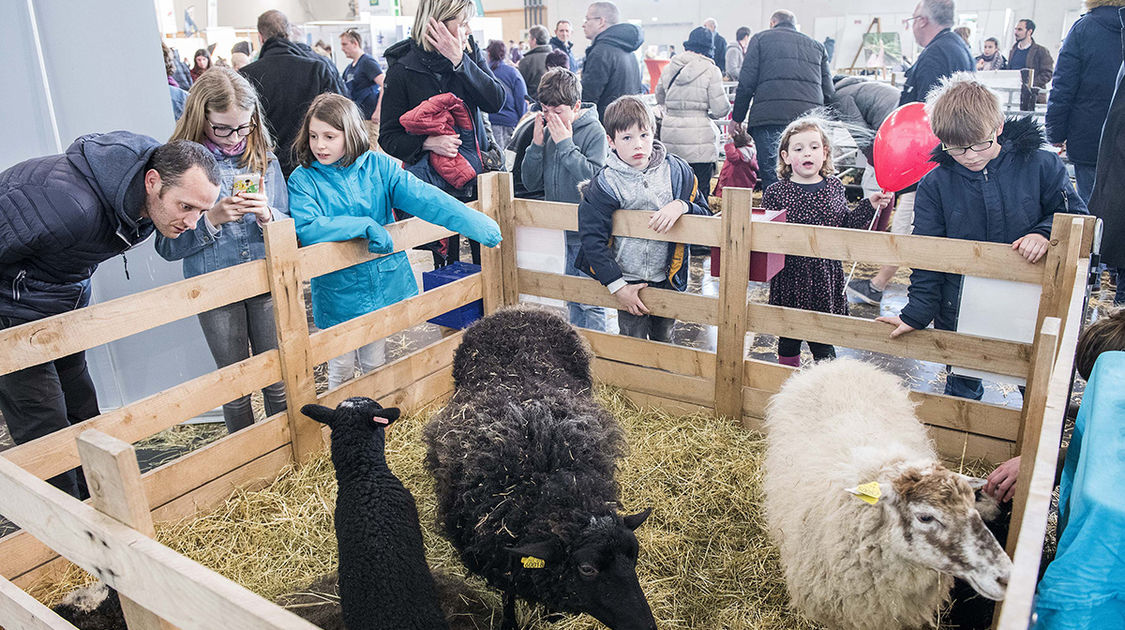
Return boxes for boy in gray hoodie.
[522,68,609,330]
[576,95,710,341]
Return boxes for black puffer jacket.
[379,37,505,168]
[1089,6,1125,268]
[241,37,345,177]
[732,22,834,128]
[0,132,160,320]
[581,23,644,120]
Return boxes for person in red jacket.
[713,126,759,197]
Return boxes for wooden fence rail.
[0,172,1094,630]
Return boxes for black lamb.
[302,398,448,630]
[423,306,657,630]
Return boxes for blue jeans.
[749,125,786,193]
[565,231,606,331]
[1074,163,1095,206]
[198,293,287,433]
[944,370,985,400]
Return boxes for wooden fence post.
[477,172,518,313]
[714,188,754,420]
[76,430,177,630]
[263,220,323,463]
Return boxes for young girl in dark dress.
[764,117,894,367]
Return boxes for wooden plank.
[1029,215,1083,367]
[742,358,1022,441]
[148,447,292,525]
[618,389,714,417]
[308,274,481,365]
[511,199,722,247]
[0,262,269,377]
[318,333,462,409]
[10,556,71,593]
[518,269,719,325]
[0,575,76,630]
[0,455,318,630]
[715,188,754,419]
[263,220,322,463]
[746,302,1032,377]
[478,174,506,314]
[478,172,519,307]
[76,431,176,630]
[296,217,455,282]
[580,329,716,379]
[750,222,1043,283]
[592,358,713,407]
[1,351,280,482]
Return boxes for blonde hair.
[170,66,274,175]
[776,116,834,180]
[412,0,475,53]
[292,93,370,168]
[926,72,1004,147]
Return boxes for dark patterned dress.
[765,176,877,315]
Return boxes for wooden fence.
[0,171,1093,629]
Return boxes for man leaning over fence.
[0,134,220,498]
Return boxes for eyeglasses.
[207,120,256,138]
[903,15,925,26]
[941,134,997,156]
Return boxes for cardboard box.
[710,208,786,282]
[422,261,483,329]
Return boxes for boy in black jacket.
[878,73,1086,399]
[576,95,710,341]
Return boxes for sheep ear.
[301,404,335,426]
[372,407,401,426]
[955,473,988,490]
[505,539,563,567]
[622,507,653,531]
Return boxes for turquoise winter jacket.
[287,150,501,330]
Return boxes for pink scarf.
[204,137,247,157]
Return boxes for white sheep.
[762,358,1012,630]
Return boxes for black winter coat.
[0,132,160,321]
[1089,7,1125,269]
[1045,4,1125,166]
[732,22,833,128]
[898,117,1087,332]
[379,37,505,168]
[712,32,728,74]
[518,44,553,100]
[581,23,644,120]
[240,37,345,177]
[899,29,974,106]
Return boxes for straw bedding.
[37,387,993,629]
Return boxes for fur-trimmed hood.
[930,115,1044,170]
[1086,0,1125,9]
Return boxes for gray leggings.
[197,293,287,433]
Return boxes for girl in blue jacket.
[157,67,289,434]
[288,94,502,389]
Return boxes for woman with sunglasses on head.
[156,66,288,434]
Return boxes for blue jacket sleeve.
[513,73,529,118]
[379,156,502,247]
[1045,31,1081,144]
[1031,152,1088,237]
[898,180,946,330]
[578,176,624,286]
[287,168,394,253]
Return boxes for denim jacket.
[155,150,288,278]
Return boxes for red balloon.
[873,102,940,192]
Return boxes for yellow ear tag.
[520,556,546,569]
[845,481,882,505]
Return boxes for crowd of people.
[1,0,1124,519]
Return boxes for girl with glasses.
[156,66,289,434]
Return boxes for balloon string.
[843,191,887,296]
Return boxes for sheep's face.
[301,398,401,434]
[506,509,657,630]
[883,465,1012,600]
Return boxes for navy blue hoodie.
[898,117,1087,331]
[0,132,160,320]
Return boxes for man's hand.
[426,17,465,66]
[875,315,917,338]
[868,191,894,212]
[614,283,649,316]
[545,112,572,143]
[984,456,1021,503]
[649,200,687,234]
[1012,233,1049,263]
[423,134,462,158]
[208,196,248,226]
[532,112,545,146]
